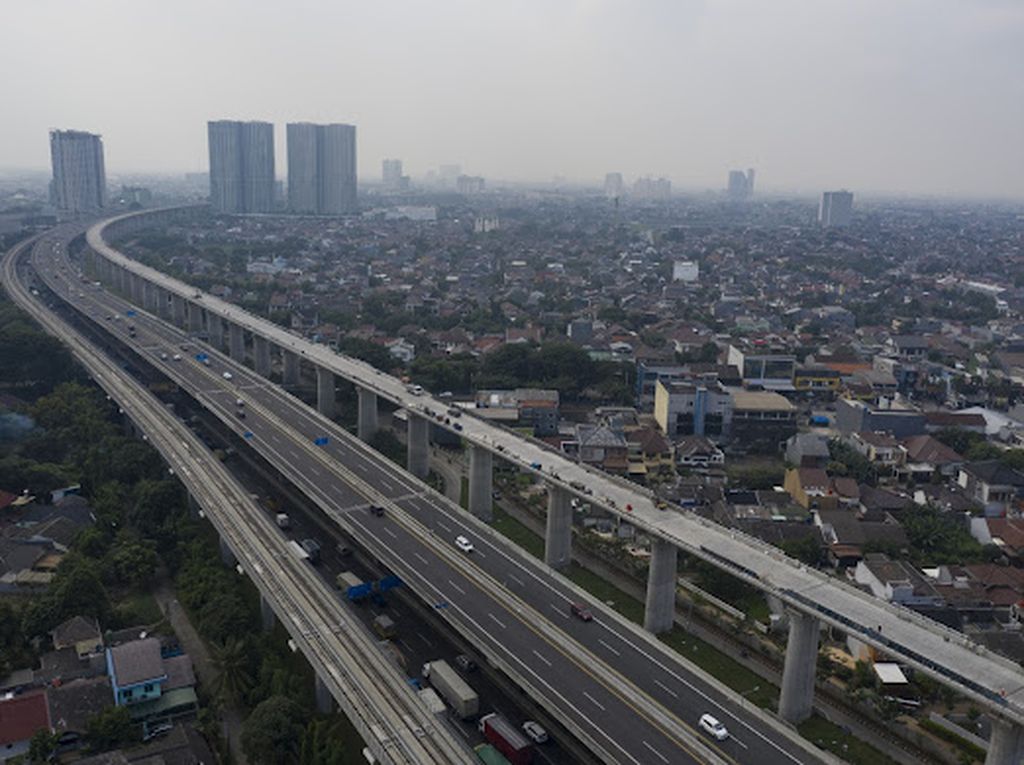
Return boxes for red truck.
[478,713,533,765]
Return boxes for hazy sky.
[3,0,1023,198]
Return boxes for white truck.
[422,660,479,719]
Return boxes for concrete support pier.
[778,610,821,724]
[130,274,144,305]
[228,323,245,362]
[188,303,202,333]
[171,295,186,328]
[643,538,678,634]
[315,675,334,714]
[406,413,429,479]
[219,536,236,567]
[468,445,493,522]
[357,387,378,441]
[282,349,300,386]
[259,594,276,633]
[544,486,572,569]
[144,282,159,314]
[254,336,272,377]
[157,288,171,321]
[985,718,1023,765]
[316,367,336,419]
[208,314,224,351]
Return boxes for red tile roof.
[0,690,50,746]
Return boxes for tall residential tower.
[49,130,106,214]
[819,190,854,227]
[287,123,357,215]
[208,120,275,214]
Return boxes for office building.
[382,158,409,191]
[456,175,485,194]
[208,120,275,214]
[633,176,671,200]
[49,130,106,213]
[287,123,357,215]
[727,168,755,201]
[604,172,624,199]
[819,190,854,227]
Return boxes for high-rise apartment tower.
[208,120,275,214]
[49,130,106,213]
[819,190,854,227]
[287,123,357,215]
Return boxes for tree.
[242,695,305,764]
[104,535,159,587]
[85,705,136,751]
[209,637,255,706]
[28,728,59,763]
[781,534,824,566]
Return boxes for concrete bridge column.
[208,314,225,351]
[116,266,128,296]
[778,610,821,724]
[468,445,493,522]
[188,302,202,333]
[314,675,334,714]
[219,536,236,567]
[228,323,245,362]
[316,367,336,419]
[357,387,378,441]
[260,594,276,633]
[544,485,572,569]
[644,538,678,634]
[407,413,429,479]
[282,349,300,386]
[253,336,272,377]
[143,281,158,314]
[171,294,186,328]
[157,287,172,321]
[985,718,1023,765]
[130,274,144,305]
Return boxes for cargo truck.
[473,744,511,765]
[422,660,479,719]
[275,513,291,529]
[372,614,397,639]
[478,713,534,765]
[337,571,372,602]
[416,687,446,716]
[300,538,321,563]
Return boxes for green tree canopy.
[242,695,305,764]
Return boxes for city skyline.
[1,1,1021,199]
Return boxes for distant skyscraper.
[632,176,671,200]
[49,130,106,214]
[819,190,854,227]
[382,158,403,189]
[726,168,756,201]
[287,123,357,215]
[208,120,275,214]
[604,172,624,199]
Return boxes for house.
[106,638,167,706]
[815,508,908,567]
[729,389,797,449]
[627,427,676,476]
[957,461,1024,517]
[572,424,629,474]
[793,365,842,394]
[848,431,906,468]
[674,435,723,470]
[51,616,103,659]
[784,468,837,511]
[0,690,51,762]
[47,676,113,750]
[854,553,943,607]
[971,517,1024,563]
[900,435,964,479]
[785,433,830,468]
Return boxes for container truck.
[337,571,372,602]
[478,713,534,765]
[300,538,321,563]
[287,539,309,562]
[422,660,479,719]
[372,614,397,639]
[416,687,446,716]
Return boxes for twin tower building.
[208,120,357,215]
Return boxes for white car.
[454,535,474,553]
[222,371,233,380]
[521,721,548,744]
[173,354,182,361]
[698,713,728,741]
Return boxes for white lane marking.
[447,579,466,595]
[732,736,748,750]
[531,650,552,667]
[508,573,525,587]
[382,526,397,539]
[413,552,430,565]
[309,465,323,479]
[356,463,368,473]
[583,691,606,711]
[488,613,507,629]
[642,740,669,764]
[598,638,621,656]
[436,521,452,533]
[415,631,433,647]
[653,678,678,698]
[550,603,569,618]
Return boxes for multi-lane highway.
[30,224,831,765]
[3,230,474,765]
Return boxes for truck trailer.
[478,713,533,765]
[422,660,479,719]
